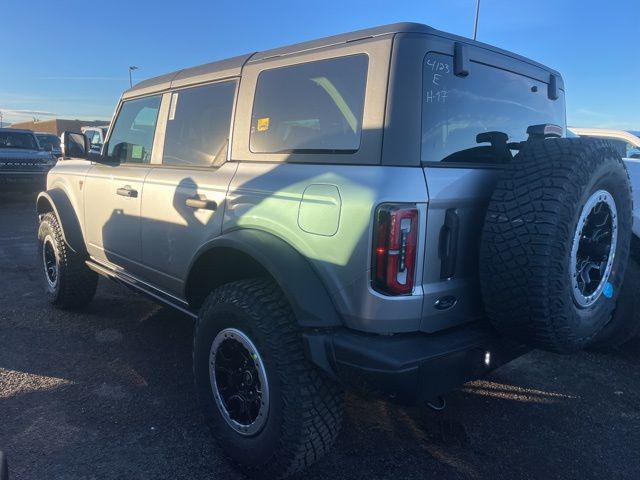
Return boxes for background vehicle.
[35,132,62,157]
[36,23,639,478]
[0,128,56,192]
[570,127,640,158]
[80,125,109,153]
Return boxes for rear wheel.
[480,138,633,353]
[37,212,97,309]
[193,278,343,479]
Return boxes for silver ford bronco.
[36,23,640,479]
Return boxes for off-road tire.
[193,278,343,479]
[37,212,97,309]
[480,138,633,353]
[589,243,640,351]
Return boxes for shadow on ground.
[1,192,639,480]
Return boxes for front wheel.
[37,212,97,309]
[193,278,343,479]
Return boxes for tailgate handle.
[438,208,460,280]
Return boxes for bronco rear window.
[421,53,566,165]
[250,55,368,154]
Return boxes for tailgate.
[419,166,501,333]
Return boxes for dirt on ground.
[1,191,639,479]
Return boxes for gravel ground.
[1,191,639,479]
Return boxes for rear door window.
[162,80,236,167]
[421,53,566,165]
[250,55,368,154]
[107,95,161,164]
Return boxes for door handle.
[116,186,138,198]
[185,197,217,211]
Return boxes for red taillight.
[372,204,418,295]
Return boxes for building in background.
[9,119,107,135]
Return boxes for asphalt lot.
[1,191,639,480]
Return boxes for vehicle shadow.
[5,136,640,478]
[3,296,637,479]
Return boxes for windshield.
[35,134,60,149]
[0,131,38,150]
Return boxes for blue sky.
[1,0,638,129]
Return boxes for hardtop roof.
[122,22,562,99]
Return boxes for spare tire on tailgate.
[480,137,633,353]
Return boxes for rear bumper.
[304,322,527,405]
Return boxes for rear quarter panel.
[224,163,429,333]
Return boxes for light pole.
[128,66,139,88]
[473,0,480,40]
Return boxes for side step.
[86,259,197,319]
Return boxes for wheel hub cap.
[570,190,618,308]
[209,328,269,436]
[42,235,58,288]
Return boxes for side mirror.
[61,131,89,158]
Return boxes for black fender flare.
[36,189,86,255]
[186,229,343,328]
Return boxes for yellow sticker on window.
[257,117,270,132]
[132,145,143,159]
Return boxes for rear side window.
[162,80,236,167]
[421,53,566,165]
[250,55,368,154]
[107,95,161,164]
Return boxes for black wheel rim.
[570,190,618,307]
[42,236,58,288]
[209,328,269,435]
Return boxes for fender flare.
[36,189,86,255]
[186,229,342,328]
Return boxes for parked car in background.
[35,132,62,157]
[570,127,640,158]
[81,125,109,153]
[0,128,56,192]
